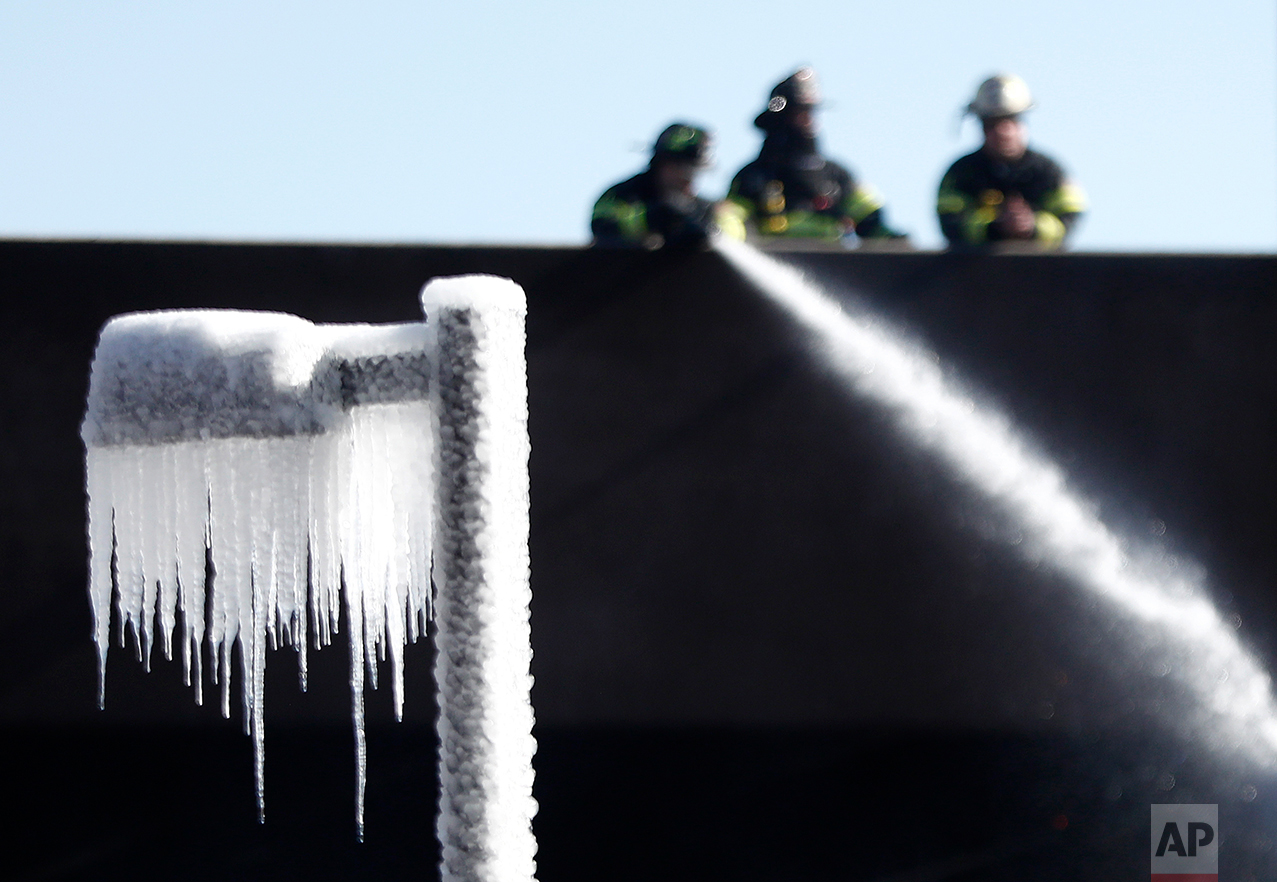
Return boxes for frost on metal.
[82,276,535,868]
[424,276,537,882]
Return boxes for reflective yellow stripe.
[936,191,967,215]
[592,195,647,241]
[713,201,748,241]
[962,206,997,244]
[762,214,789,234]
[726,193,756,216]
[750,210,844,238]
[1033,211,1066,246]
[1043,181,1087,216]
[843,184,884,223]
[772,211,843,238]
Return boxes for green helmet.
[652,123,715,167]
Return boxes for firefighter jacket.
[727,130,900,240]
[937,147,1086,248]
[591,169,745,249]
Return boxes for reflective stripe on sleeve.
[843,184,885,224]
[592,195,648,241]
[962,206,997,244]
[726,193,756,216]
[1033,211,1067,246]
[936,191,968,215]
[1043,181,1087,216]
[757,211,843,238]
[714,201,748,241]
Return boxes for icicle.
[308,432,337,650]
[85,446,114,708]
[207,440,238,720]
[276,436,309,686]
[342,505,369,842]
[235,441,261,736]
[175,442,208,701]
[138,446,161,670]
[246,439,275,819]
[117,450,145,659]
[156,445,179,662]
[83,296,519,846]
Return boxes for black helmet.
[651,123,714,167]
[755,67,822,129]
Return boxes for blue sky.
[0,1,1273,252]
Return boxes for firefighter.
[591,123,746,249]
[937,74,1087,249]
[728,68,905,243]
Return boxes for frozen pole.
[423,276,537,882]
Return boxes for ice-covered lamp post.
[82,275,536,881]
[426,278,537,882]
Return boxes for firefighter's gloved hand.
[662,215,716,251]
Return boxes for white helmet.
[967,74,1035,119]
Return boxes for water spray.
[715,237,1277,767]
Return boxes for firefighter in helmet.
[728,68,905,243]
[937,74,1087,249]
[591,123,746,249]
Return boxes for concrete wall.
[3,239,1275,733]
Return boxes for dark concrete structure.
[4,240,1276,879]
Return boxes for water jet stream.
[717,238,1277,767]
